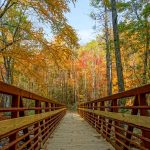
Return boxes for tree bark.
[84,70,87,101]
[143,16,149,84]
[104,6,112,96]
[111,0,125,93]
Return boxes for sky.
[66,0,97,45]
[34,0,97,45]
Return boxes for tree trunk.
[65,71,68,104]
[73,59,77,104]
[111,0,125,93]
[3,56,14,84]
[104,6,112,96]
[2,56,14,108]
[84,70,87,101]
[143,16,149,84]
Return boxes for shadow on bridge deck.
[43,112,114,150]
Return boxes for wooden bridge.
[0,81,150,150]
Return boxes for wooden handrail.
[0,81,64,105]
[0,108,66,137]
[79,84,150,104]
[78,84,150,150]
[0,81,66,150]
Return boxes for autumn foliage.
[0,0,149,106]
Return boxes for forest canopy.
[0,0,149,106]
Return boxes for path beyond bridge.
[44,112,114,150]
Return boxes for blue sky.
[35,0,97,45]
[66,0,97,45]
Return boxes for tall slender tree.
[104,6,112,96]
[90,0,113,96]
[111,0,125,93]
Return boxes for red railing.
[78,84,150,150]
[0,81,66,150]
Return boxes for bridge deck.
[44,112,114,150]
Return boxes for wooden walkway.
[1,82,150,149]
[43,112,114,150]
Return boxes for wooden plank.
[79,84,150,105]
[0,81,64,105]
[78,108,150,129]
[0,108,66,137]
[46,113,114,150]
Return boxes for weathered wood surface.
[0,108,66,137]
[44,112,114,150]
[78,108,150,129]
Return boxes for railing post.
[106,100,113,139]
[101,101,106,137]
[139,94,150,148]
[48,103,52,132]
[94,102,98,128]
[34,100,41,149]
[89,103,92,125]
[9,95,20,150]
[11,95,20,118]
[44,102,49,141]
[51,103,54,111]
[40,102,45,142]
[85,103,87,118]
[85,103,87,121]
[96,102,101,133]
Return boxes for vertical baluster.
[113,99,121,146]
[96,102,101,133]
[124,95,139,150]
[86,103,88,120]
[20,97,31,148]
[106,100,113,140]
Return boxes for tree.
[90,0,112,96]
[0,0,78,52]
[111,0,125,93]
[104,5,112,96]
[0,0,79,84]
[0,0,79,109]
[118,0,150,85]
